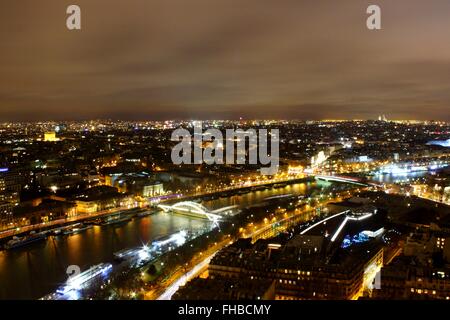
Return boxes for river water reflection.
[0,180,336,299]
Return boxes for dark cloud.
[1,0,450,121]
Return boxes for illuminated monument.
[44,131,59,142]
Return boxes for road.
[0,206,132,240]
[157,252,216,300]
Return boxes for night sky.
[1,0,450,121]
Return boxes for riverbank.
[0,176,314,242]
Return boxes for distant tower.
[394,153,400,162]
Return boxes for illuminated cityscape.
[0,119,450,300]
[1,0,450,306]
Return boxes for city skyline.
[2,0,450,121]
[0,115,449,123]
[1,117,450,300]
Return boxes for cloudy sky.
[1,0,450,121]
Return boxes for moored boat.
[4,232,47,250]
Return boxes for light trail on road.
[157,252,218,300]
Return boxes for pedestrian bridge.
[158,201,238,222]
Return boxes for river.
[0,179,337,299]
